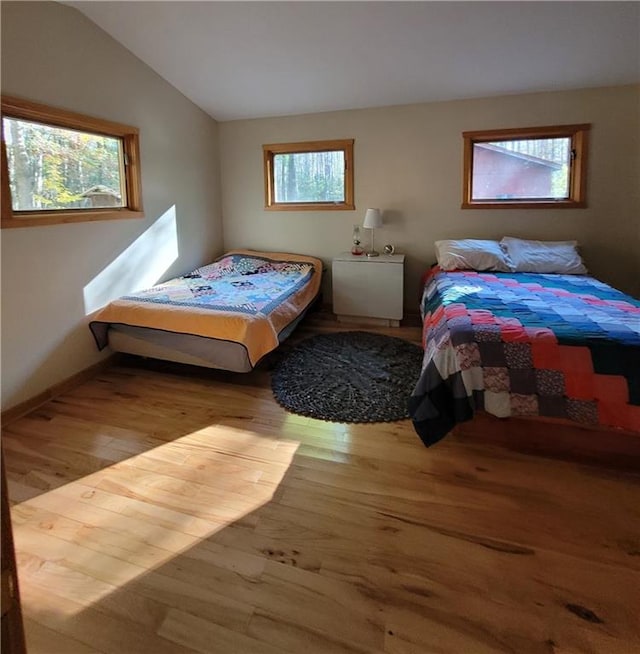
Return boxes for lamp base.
[366,251,380,257]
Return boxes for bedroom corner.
[0,1,223,413]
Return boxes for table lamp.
[363,208,382,257]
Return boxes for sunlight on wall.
[82,206,179,315]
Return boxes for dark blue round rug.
[270,331,423,423]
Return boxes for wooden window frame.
[263,139,354,211]
[462,123,590,209]
[1,95,144,228]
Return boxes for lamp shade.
[363,208,382,229]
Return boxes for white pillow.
[434,239,513,272]
[500,237,587,274]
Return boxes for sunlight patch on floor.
[11,423,298,616]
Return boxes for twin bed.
[90,250,322,372]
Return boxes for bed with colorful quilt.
[409,239,640,453]
[89,250,322,372]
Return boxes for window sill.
[1,208,145,229]
[264,202,355,212]
[461,200,586,210]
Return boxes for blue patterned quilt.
[409,268,640,445]
[123,253,315,314]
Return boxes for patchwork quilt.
[89,250,322,367]
[409,268,640,445]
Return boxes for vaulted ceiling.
[66,1,640,121]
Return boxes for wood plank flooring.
[2,313,640,653]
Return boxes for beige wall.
[1,2,223,411]
[219,85,640,308]
[1,3,638,413]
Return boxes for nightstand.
[332,252,405,326]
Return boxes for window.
[263,139,354,211]
[462,124,590,209]
[1,95,143,228]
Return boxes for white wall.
[219,85,640,307]
[1,1,223,410]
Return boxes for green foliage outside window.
[274,151,345,204]
[3,117,123,212]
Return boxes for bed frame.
[105,302,315,373]
[451,412,640,470]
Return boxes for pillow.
[434,239,513,272]
[500,237,587,274]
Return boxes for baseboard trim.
[1,355,119,426]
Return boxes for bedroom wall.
[1,1,223,411]
[219,85,640,308]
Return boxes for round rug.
[271,331,423,423]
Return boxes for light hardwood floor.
[2,313,640,654]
